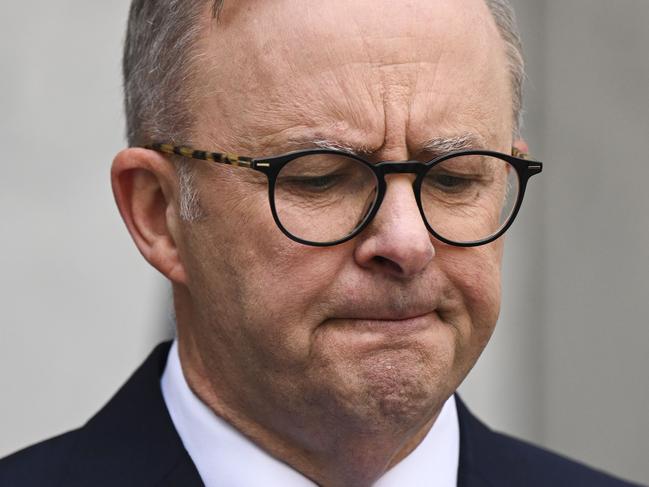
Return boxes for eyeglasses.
[145,142,543,247]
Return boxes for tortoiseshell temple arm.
[144,143,255,168]
[145,142,533,166]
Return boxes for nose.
[354,174,435,278]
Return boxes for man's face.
[177,0,512,445]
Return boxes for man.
[0,0,641,486]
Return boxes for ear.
[111,148,188,284]
[513,139,530,157]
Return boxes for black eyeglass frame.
[145,143,543,248]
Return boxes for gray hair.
[123,0,524,220]
[485,0,526,138]
[123,0,212,147]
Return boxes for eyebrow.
[310,138,373,156]
[280,132,487,159]
[419,133,487,156]
[279,135,374,157]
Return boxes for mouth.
[327,310,441,335]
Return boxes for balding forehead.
[193,0,511,156]
[123,0,522,148]
[214,0,496,33]
[207,0,503,82]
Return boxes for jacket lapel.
[60,342,204,487]
[456,395,497,487]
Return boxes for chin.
[316,346,454,433]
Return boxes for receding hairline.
[205,0,522,131]
[200,0,513,155]
[124,0,523,146]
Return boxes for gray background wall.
[1,1,647,484]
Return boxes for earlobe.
[111,148,188,284]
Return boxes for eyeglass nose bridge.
[363,160,431,237]
[374,160,429,176]
[370,160,430,215]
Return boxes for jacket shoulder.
[456,396,642,487]
[0,342,203,487]
[0,429,81,486]
[485,428,641,486]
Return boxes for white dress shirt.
[161,340,460,487]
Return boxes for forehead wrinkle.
[202,65,383,156]
[224,122,381,158]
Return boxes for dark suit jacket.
[0,342,642,486]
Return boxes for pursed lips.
[319,287,454,334]
[327,309,442,334]
[332,300,443,322]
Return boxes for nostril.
[373,255,405,276]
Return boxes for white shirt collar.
[161,340,459,487]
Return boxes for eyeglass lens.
[273,153,519,245]
[274,153,378,243]
[420,154,519,244]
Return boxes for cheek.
[235,245,355,376]
[187,180,352,364]
[439,242,503,343]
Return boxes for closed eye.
[280,173,348,193]
[426,172,480,193]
